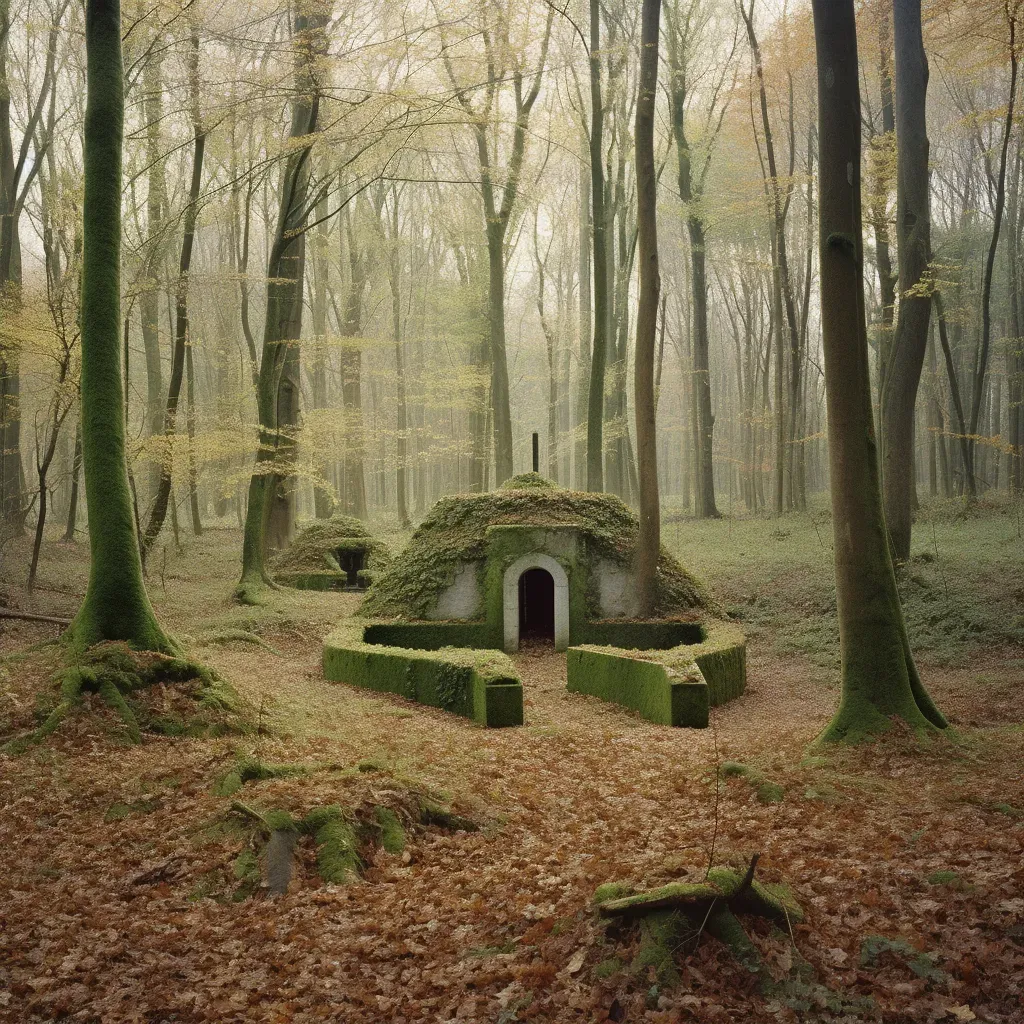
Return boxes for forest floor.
[1,497,1023,1024]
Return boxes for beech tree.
[811,0,946,742]
[71,0,172,651]
[634,0,661,614]
[881,0,932,563]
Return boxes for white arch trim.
[502,552,570,653]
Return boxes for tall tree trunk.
[72,0,171,651]
[63,416,82,541]
[811,0,945,742]
[140,36,166,502]
[238,1,326,601]
[576,154,592,489]
[185,341,201,535]
[587,0,608,492]
[310,195,333,518]
[870,5,897,398]
[634,0,662,615]
[970,13,1018,475]
[881,0,933,561]
[142,30,204,555]
[339,206,367,517]
[742,0,801,518]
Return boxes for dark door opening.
[518,568,555,642]
[336,549,366,589]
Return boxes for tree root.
[222,793,478,898]
[214,753,306,796]
[595,855,803,982]
[2,641,246,754]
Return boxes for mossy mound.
[272,514,391,590]
[3,641,246,753]
[223,791,478,899]
[361,481,711,620]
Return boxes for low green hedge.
[566,619,746,727]
[276,570,350,592]
[362,621,499,651]
[576,619,704,650]
[322,622,522,727]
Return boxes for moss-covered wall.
[566,648,710,727]
[363,621,500,651]
[322,622,522,727]
[576,620,704,650]
[566,620,746,727]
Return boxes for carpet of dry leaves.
[1,529,1022,1024]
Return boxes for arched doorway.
[518,568,555,642]
[502,552,569,652]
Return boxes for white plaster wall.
[595,559,640,618]
[425,562,483,620]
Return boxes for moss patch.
[272,514,391,591]
[360,482,711,621]
[322,621,523,727]
[213,753,307,796]
[720,762,785,804]
[3,642,246,753]
[566,620,746,728]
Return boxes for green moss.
[373,805,406,854]
[418,800,479,832]
[272,514,391,590]
[926,870,967,889]
[231,848,261,901]
[631,911,684,988]
[304,805,361,884]
[360,486,710,621]
[568,646,710,727]
[859,935,947,982]
[214,754,306,796]
[322,621,523,727]
[720,762,785,804]
[4,642,246,753]
[593,882,634,905]
[594,957,623,979]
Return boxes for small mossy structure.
[273,514,390,591]
[323,476,746,728]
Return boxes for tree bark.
[881,0,932,562]
[587,0,608,492]
[811,0,945,741]
[238,1,326,600]
[142,29,204,555]
[72,0,171,651]
[634,0,662,616]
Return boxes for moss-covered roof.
[360,479,711,620]
[273,514,390,574]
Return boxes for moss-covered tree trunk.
[634,0,661,617]
[811,0,945,742]
[237,1,324,600]
[586,0,607,494]
[72,0,172,652]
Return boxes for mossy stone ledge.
[566,620,746,727]
[322,621,523,727]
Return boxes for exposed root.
[218,791,478,899]
[197,628,283,656]
[214,753,306,796]
[2,641,246,754]
[594,855,803,984]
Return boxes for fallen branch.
[0,610,72,627]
